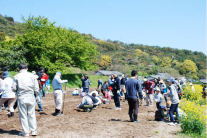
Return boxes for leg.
[39,90,42,100]
[18,99,30,135]
[149,94,153,105]
[133,98,140,122]
[164,94,168,103]
[174,104,180,123]
[8,98,15,112]
[42,85,46,97]
[169,104,176,122]
[55,90,63,110]
[27,98,37,134]
[13,99,18,110]
[128,98,134,122]
[37,101,43,111]
[146,94,149,106]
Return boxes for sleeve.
[81,97,86,104]
[117,79,121,90]
[88,79,91,85]
[0,79,5,92]
[56,77,67,84]
[12,77,18,92]
[34,78,39,93]
[168,86,173,97]
[138,81,143,99]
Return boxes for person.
[120,74,127,99]
[101,90,112,104]
[1,67,9,110]
[72,88,80,96]
[77,93,93,112]
[189,83,195,92]
[154,88,163,110]
[165,78,180,125]
[52,71,68,116]
[155,106,167,121]
[91,93,101,107]
[159,79,168,103]
[37,67,44,81]
[112,74,121,110]
[202,86,207,99]
[40,72,48,97]
[97,79,103,89]
[125,70,143,122]
[87,93,99,109]
[12,63,39,136]
[0,70,16,117]
[46,76,50,94]
[101,81,109,96]
[143,79,155,106]
[82,75,91,94]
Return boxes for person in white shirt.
[12,64,39,137]
[0,71,16,117]
[77,93,93,112]
[154,88,163,110]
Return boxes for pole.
[61,82,67,114]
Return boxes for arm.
[38,80,42,90]
[0,79,5,92]
[12,77,17,92]
[56,77,68,84]
[34,78,40,93]
[138,81,143,99]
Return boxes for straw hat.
[159,79,164,83]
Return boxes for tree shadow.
[0,129,20,136]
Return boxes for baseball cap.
[167,78,175,83]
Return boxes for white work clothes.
[154,93,163,103]
[0,78,5,92]
[12,69,39,135]
[53,90,63,110]
[81,95,93,105]
[0,98,15,112]
[146,94,153,106]
[2,77,15,98]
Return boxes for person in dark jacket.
[82,75,91,94]
[112,74,121,110]
[125,70,143,122]
[101,81,109,96]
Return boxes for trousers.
[0,98,15,112]
[146,94,153,105]
[53,90,62,110]
[17,96,37,135]
[128,98,139,115]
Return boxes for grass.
[154,131,159,134]
[177,131,207,138]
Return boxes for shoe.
[129,113,134,122]
[56,109,62,116]
[149,104,153,106]
[168,122,175,126]
[93,107,97,110]
[32,131,38,136]
[133,115,141,123]
[87,108,92,112]
[19,132,29,137]
[115,107,121,110]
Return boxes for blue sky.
[0,0,206,54]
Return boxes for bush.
[180,99,207,135]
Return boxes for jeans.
[42,84,46,97]
[113,90,120,108]
[39,90,42,100]
[34,93,43,111]
[83,88,89,94]
[169,103,179,122]
[98,82,103,88]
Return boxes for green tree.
[160,57,171,67]
[179,60,198,79]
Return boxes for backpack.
[163,86,167,93]
[155,110,162,121]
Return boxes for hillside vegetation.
[0,14,206,79]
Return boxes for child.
[155,106,167,121]
[72,88,79,96]
[154,88,163,110]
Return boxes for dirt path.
[0,88,181,138]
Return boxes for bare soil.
[0,88,181,138]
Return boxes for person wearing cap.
[12,63,39,136]
[154,88,163,110]
[52,71,68,116]
[0,69,16,117]
[97,79,103,89]
[82,75,91,94]
[165,78,180,125]
[159,79,168,103]
[125,70,143,122]
[143,78,155,106]
[112,74,121,110]
[189,83,195,92]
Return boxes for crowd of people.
[0,64,206,137]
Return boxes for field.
[0,88,181,138]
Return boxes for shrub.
[179,99,207,135]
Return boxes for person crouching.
[52,72,68,116]
[154,88,163,110]
[77,93,93,112]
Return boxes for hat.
[2,71,10,78]
[167,78,174,83]
[2,67,8,71]
[32,71,36,75]
[159,79,164,83]
[160,106,166,109]
[189,83,193,86]
[155,87,160,92]
[39,67,44,70]
[80,92,85,97]
[56,71,62,76]
[143,78,147,82]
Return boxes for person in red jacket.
[41,73,48,97]
[143,79,155,106]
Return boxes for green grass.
[177,131,207,138]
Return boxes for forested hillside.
[0,14,206,79]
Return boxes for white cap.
[156,87,160,91]
[143,78,147,82]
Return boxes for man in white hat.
[189,83,195,92]
[12,63,39,136]
[52,71,68,116]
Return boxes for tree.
[160,57,171,67]
[179,60,198,79]
[14,16,98,71]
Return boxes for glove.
[64,80,68,83]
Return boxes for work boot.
[52,109,58,116]
[129,113,134,122]
[56,109,62,116]
[133,115,141,123]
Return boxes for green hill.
[0,14,206,79]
